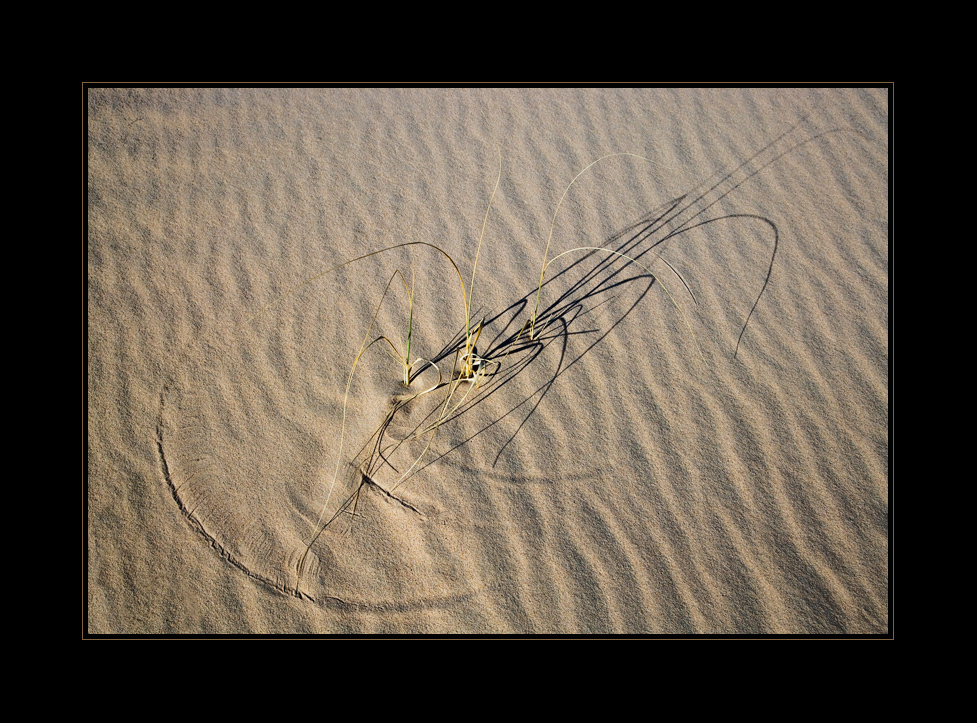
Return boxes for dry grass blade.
[529,152,675,340]
[541,246,703,362]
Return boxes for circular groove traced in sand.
[157,256,491,604]
[155,230,679,606]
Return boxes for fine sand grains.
[90,87,889,633]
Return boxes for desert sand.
[86,86,890,635]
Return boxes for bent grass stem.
[529,152,675,340]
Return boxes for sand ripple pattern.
[93,88,889,632]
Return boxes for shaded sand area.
[86,87,889,634]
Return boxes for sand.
[86,86,890,635]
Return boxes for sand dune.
[87,87,889,634]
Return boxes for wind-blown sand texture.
[86,87,890,635]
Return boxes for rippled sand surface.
[87,87,889,634]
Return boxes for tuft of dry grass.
[281,149,715,595]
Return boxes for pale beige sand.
[86,87,889,634]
